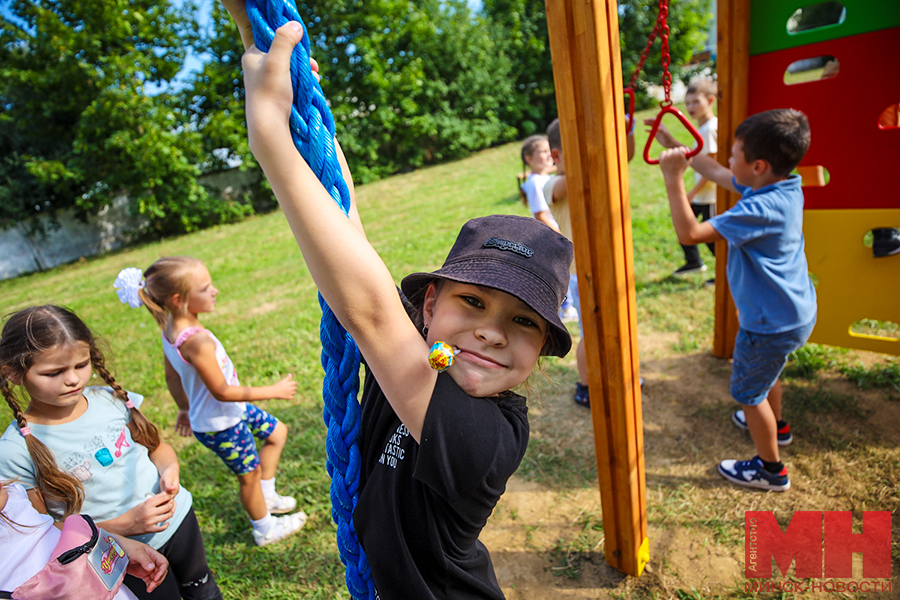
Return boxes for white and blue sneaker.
[717,456,790,491]
[732,409,793,446]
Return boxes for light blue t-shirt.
[708,175,817,334]
[0,386,192,549]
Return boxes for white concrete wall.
[0,168,258,281]
[0,195,145,281]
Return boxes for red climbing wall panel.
[747,27,900,210]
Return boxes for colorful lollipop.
[428,341,459,372]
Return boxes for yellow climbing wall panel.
[805,208,900,355]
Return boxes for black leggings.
[123,508,222,600]
[681,203,716,264]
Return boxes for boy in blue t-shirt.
[657,109,817,492]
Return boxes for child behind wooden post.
[645,77,719,281]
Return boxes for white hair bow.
[114,267,145,308]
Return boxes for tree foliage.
[481,0,556,137]
[0,0,714,239]
[177,2,273,212]
[277,0,518,183]
[0,0,249,236]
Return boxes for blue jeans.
[731,317,816,406]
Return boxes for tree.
[283,0,516,182]
[178,2,273,212]
[479,0,712,135]
[481,0,557,136]
[0,0,249,236]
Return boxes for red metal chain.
[625,0,671,130]
[658,0,672,106]
[639,0,704,164]
[626,8,663,91]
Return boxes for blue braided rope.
[246,2,374,598]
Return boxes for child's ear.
[753,158,770,176]
[551,148,562,164]
[1,365,22,385]
[171,293,182,310]
[422,282,440,328]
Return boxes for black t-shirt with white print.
[353,361,529,600]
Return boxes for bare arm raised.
[238,21,436,442]
[688,152,739,194]
[660,148,724,246]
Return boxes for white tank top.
[161,327,246,433]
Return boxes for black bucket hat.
[401,215,574,357]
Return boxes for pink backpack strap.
[175,326,207,349]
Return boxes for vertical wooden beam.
[712,0,750,359]
[545,0,648,577]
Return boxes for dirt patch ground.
[482,330,900,599]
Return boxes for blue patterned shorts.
[194,405,279,475]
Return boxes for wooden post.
[545,0,648,577]
[712,0,749,358]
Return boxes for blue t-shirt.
[0,386,192,549]
[708,175,817,334]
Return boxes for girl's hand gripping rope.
[243,22,304,141]
[242,21,321,172]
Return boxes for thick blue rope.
[246,2,374,598]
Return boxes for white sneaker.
[253,511,307,546]
[265,493,298,514]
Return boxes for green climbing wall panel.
[750,0,900,55]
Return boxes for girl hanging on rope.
[113,257,306,547]
[221,2,574,597]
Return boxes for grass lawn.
[1,106,898,599]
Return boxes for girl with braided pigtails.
[0,306,221,600]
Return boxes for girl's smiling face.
[18,342,92,419]
[423,282,548,397]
